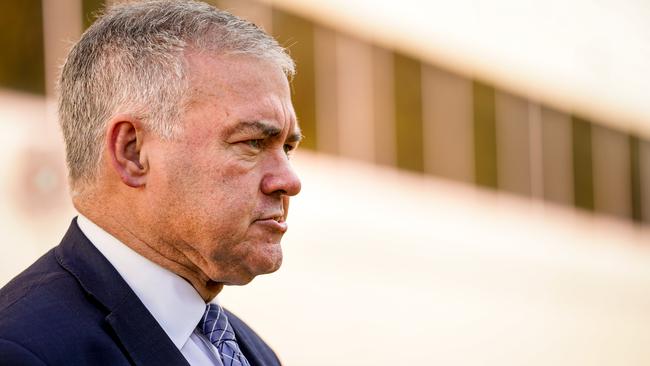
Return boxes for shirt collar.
[76,214,207,350]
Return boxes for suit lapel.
[54,219,189,366]
[106,296,189,366]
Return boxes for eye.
[244,139,263,149]
[283,143,296,156]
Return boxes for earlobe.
[107,117,148,188]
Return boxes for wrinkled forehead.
[181,51,297,129]
[184,51,291,101]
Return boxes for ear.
[106,116,148,188]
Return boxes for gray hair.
[58,0,295,192]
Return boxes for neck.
[76,198,223,302]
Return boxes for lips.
[269,214,285,223]
[255,213,287,232]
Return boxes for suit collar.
[54,218,190,366]
[77,214,205,352]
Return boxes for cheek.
[178,166,259,234]
[155,146,263,231]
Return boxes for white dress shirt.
[77,215,224,366]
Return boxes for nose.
[261,153,302,197]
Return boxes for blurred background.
[1,0,650,364]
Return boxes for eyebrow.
[227,120,303,143]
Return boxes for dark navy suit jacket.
[0,219,281,366]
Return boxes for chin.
[253,247,284,275]
[225,247,283,286]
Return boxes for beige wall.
[0,91,75,283]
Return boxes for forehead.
[179,52,298,140]
[184,52,293,115]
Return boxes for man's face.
[145,53,301,286]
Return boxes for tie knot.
[199,303,237,344]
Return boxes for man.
[0,1,301,365]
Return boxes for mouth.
[254,213,288,232]
[259,211,285,222]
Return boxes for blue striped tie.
[199,303,252,366]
